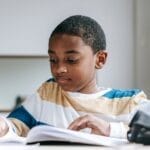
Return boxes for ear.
[95,51,107,69]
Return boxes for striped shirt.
[7,79,147,138]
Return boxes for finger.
[68,116,89,130]
[68,119,87,130]
[87,121,102,135]
[87,119,110,136]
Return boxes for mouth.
[55,77,71,84]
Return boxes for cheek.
[68,67,82,78]
[70,67,91,80]
[82,61,95,73]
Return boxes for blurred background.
[0,0,150,112]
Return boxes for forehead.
[48,34,92,54]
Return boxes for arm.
[0,116,9,137]
[0,106,32,137]
[6,93,43,137]
[0,116,19,137]
[68,114,127,138]
[68,98,150,138]
[68,114,110,136]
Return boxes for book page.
[26,125,128,146]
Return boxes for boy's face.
[48,34,106,93]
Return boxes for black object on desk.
[127,110,150,145]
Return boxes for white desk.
[0,144,150,150]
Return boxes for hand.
[0,117,9,137]
[68,114,110,136]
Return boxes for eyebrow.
[48,49,80,54]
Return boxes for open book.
[0,125,128,146]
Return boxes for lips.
[55,77,70,84]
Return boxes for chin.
[60,86,75,92]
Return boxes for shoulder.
[36,78,63,101]
[101,88,147,114]
[37,78,57,91]
[102,88,144,99]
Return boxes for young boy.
[0,15,148,139]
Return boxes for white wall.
[0,0,135,110]
[0,58,50,109]
[136,0,150,98]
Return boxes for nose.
[56,64,67,74]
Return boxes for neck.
[78,79,99,94]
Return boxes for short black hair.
[49,15,106,53]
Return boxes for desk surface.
[0,144,150,150]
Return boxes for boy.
[0,15,148,138]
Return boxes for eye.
[66,58,79,64]
[49,57,58,64]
